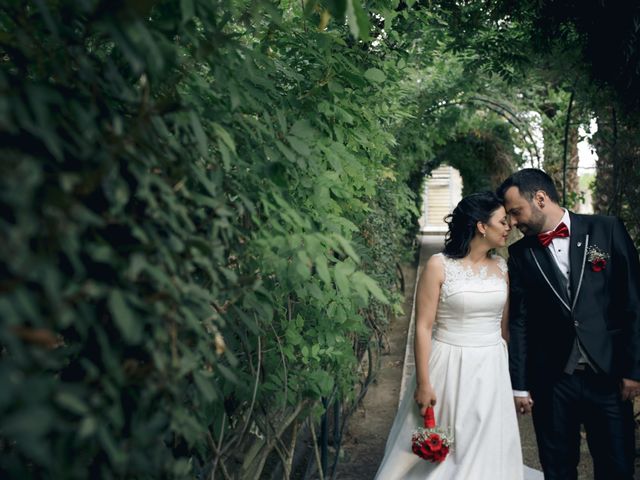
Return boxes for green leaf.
[194,371,218,402]
[361,274,389,304]
[364,68,386,83]
[97,424,125,468]
[216,364,238,384]
[308,370,335,396]
[315,255,331,285]
[285,327,302,346]
[290,119,315,139]
[334,261,354,295]
[180,0,195,23]
[286,135,311,157]
[55,391,89,415]
[295,250,312,279]
[345,0,370,40]
[352,274,369,302]
[78,416,98,439]
[333,234,360,263]
[213,122,236,154]
[275,140,298,163]
[189,111,208,157]
[108,290,143,344]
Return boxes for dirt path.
[336,237,438,480]
[336,265,416,480]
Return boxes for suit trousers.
[531,368,635,480]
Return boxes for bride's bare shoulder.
[427,252,446,268]
[421,252,446,282]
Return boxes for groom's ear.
[533,190,547,208]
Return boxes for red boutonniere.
[586,245,609,272]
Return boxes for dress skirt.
[374,329,523,480]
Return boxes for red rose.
[427,433,442,451]
[432,450,445,462]
[592,258,606,272]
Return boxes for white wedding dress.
[374,253,525,480]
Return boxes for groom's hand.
[620,378,640,401]
[514,395,533,415]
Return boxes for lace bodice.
[433,253,508,336]
[438,253,507,298]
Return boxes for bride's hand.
[414,383,437,416]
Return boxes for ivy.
[0,1,418,478]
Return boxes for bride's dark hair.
[443,191,503,259]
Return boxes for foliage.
[431,119,520,195]
[510,0,640,114]
[419,0,640,243]
[0,1,419,478]
[590,109,640,248]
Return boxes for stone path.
[336,235,640,479]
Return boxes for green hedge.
[0,1,418,478]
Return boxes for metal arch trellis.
[469,95,543,169]
[421,94,543,169]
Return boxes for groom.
[497,168,640,480]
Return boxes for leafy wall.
[0,1,418,478]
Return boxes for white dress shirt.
[546,210,571,283]
[513,210,571,398]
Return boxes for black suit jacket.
[508,212,640,391]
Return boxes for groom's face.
[503,186,546,236]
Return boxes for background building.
[419,165,463,234]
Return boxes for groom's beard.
[517,209,546,236]
[517,224,535,236]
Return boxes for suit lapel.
[568,212,589,310]
[529,242,571,312]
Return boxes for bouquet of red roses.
[411,406,453,463]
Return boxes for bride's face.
[483,206,511,248]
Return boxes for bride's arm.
[413,254,444,416]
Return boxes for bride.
[374,192,524,479]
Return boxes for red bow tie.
[537,222,569,247]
